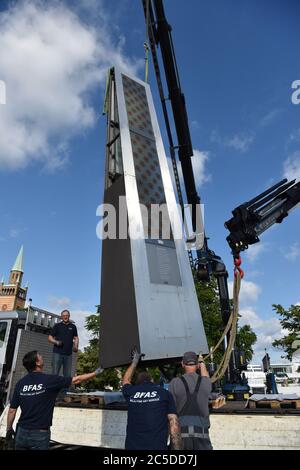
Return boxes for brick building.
[0,246,28,312]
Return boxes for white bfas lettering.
[133,391,158,399]
[22,384,43,392]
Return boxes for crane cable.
[210,269,241,383]
[202,258,243,383]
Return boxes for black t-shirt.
[122,382,177,450]
[11,372,72,430]
[51,321,78,355]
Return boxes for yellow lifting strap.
[202,270,242,384]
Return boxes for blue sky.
[0,0,299,362]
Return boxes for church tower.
[0,246,28,311]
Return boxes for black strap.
[180,375,202,397]
[180,376,191,397]
[194,375,202,394]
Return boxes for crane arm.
[142,0,201,232]
[225,178,300,257]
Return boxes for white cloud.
[72,309,94,350]
[210,130,254,153]
[259,109,281,127]
[210,129,220,144]
[174,148,211,194]
[191,120,200,130]
[191,149,211,186]
[283,151,300,181]
[228,280,261,304]
[0,0,141,171]
[289,128,300,143]
[239,307,263,328]
[9,228,20,239]
[245,243,268,263]
[225,134,254,153]
[239,307,286,359]
[9,227,27,238]
[47,295,71,310]
[284,242,300,262]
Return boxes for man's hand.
[198,353,204,363]
[56,340,63,347]
[73,346,78,353]
[198,353,210,377]
[6,429,15,441]
[122,349,145,385]
[95,367,104,376]
[131,348,144,366]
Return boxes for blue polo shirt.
[122,382,177,450]
[11,372,72,430]
[51,321,78,356]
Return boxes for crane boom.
[141,0,300,393]
[225,178,300,256]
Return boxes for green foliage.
[272,303,300,360]
[195,277,257,363]
[76,313,122,390]
[236,324,257,362]
[195,278,224,364]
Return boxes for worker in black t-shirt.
[48,309,78,378]
[122,349,182,450]
[6,350,103,450]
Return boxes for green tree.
[195,278,257,363]
[76,311,121,390]
[77,310,162,389]
[236,324,257,362]
[195,278,224,365]
[272,303,300,360]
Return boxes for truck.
[0,306,77,413]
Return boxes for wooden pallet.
[248,399,300,409]
[63,394,104,406]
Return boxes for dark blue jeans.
[15,427,50,450]
[52,352,72,377]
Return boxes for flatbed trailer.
[1,399,300,450]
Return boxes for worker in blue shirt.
[122,349,182,450]
[48,309,78,378]
[6,350,103,450]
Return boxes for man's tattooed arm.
[168,414,183,450]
